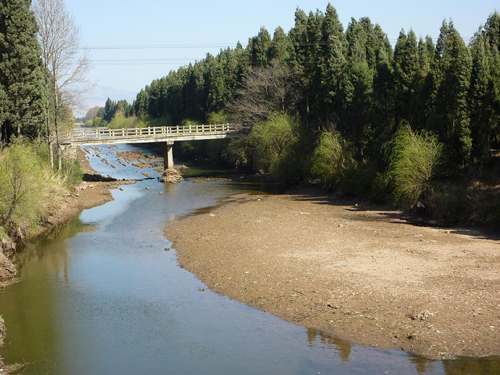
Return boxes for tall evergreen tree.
[393,30,419,125]
[340,18,373,155]
[268,27,292,63]
[318,4,346,124]
[247,27,271,68]
[469,33,495,164]
[430,20,473,166]
[0,0,46,143]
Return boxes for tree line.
[125,5,499,171]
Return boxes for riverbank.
[0,148,121,371]
[165,188,500,360]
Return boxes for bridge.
[61,123,242,170]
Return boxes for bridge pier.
[163,141,174,170]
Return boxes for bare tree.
[228,61,300,127]
[34,0,91,170]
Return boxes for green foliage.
[0,142,67,233]
[207,111,229,124]
[247,113,304,183]
[62,158,83,186]
[385,124,444,208]
[371,172,391,202]
[222,138,249,169]
[426,183,500,226]
[109,114,145,129]
[180,119,201,126]
[0,0,46,143]
[311,132,353,188]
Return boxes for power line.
[82,43,238,50]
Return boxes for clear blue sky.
[65,0,499,115]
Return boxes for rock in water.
[159,169,183,184]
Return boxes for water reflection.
[307,328,352,364]
[443,356,500,375]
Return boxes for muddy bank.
[165,188,500,360]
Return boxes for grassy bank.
[0,141,82,240]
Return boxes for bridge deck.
[62,124,241,146]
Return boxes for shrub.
[384,124,444,208]
[247,113,298,171]
[0,142,67,233]
[109,113,144,129]
[247,113,304,183]
[222,138,249,169]
[311,132,354,189]
[207,111,229,124]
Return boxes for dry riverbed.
[165,188,500,360]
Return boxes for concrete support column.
[163,141,174,170]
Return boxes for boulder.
[159,169,183,184]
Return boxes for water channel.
[0,144,498,374]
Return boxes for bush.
[207,111,229,124]
[109,113,145,129]
[311,132,354,189]
[0,142,67,233]
[247,113,304,183]
[222,138,249,169]
[384,124,444,208]
[247,113,297,171]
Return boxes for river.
[0,144,498,374]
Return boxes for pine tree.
[393,30,419,125]
[268,27,292,64]
[484,11,500,50]
[469,33,494,164]
[247,27,271,68]
[339,18,373,155]
[0,0,46,143]
[318,4,346,124]
[430,20,473,166]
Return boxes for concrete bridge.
[61,123,242,170]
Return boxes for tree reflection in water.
[307,328,352,364]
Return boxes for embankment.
[165,188,500,360]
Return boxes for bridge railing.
[62,123,238,141]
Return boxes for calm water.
[0,144,498,375]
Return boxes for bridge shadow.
[82,173,118,182]
[286,187,500,243]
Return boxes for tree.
[268,27,292,64]
[318,4,346,125]
[429,20,473,166]
[229,61,299,127]
[34,0,91,169]
[247,27,271,68]
[0,0,46,144]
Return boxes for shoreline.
[165,188,500,360]
[0,148,122,371]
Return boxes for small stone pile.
[159,169,183,184]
